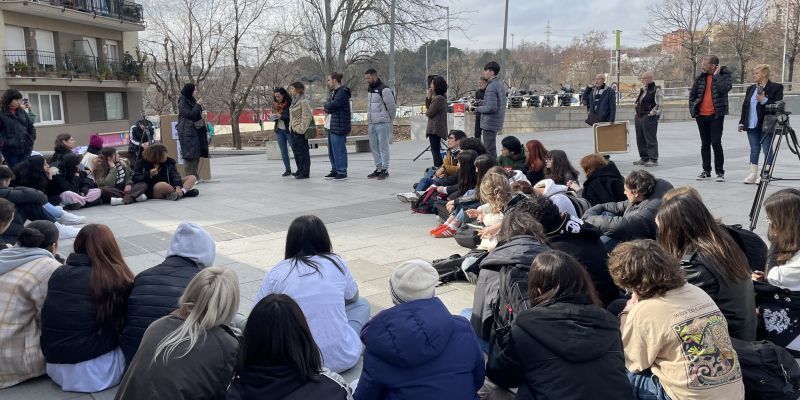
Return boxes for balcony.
[4,50,147,83]
[0,0,145,31]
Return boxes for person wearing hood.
[323,72,352,181]
[119,222,216,363]
[486,250,634,400]
[690,55,733,182]
[355,260,485,400]
[0,221,61,389]
[576,153,626,206]
[0,89,36,168]
[227,293,352,400]
[425,75,449,168]
[533,178,578,218]
[177,83,209,179]
[364,68,396,180]
[498,136,526,171]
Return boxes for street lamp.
[501,0,509,81]
[425,41,429,92]
[388,0,397,91]
[781,0,790,83]
[435,4,449,85]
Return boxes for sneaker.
[397,192,418,203]
[715,173,725,182]
[696,171,712,180]
[644,160,659,167]
[432,227,456,238]
[332,173,348,181]
[295,175,309,180]
[166,191,181,201]
[110,197,124,206]
[633,159,647,165]
[367,169,381,179]
[55,222,80,240]
[282,170,292,177]
[183,189,200,197]
[57,211,86,225]
[136,194,148,202]
[324,171,337,180]
[430,224,448,235]
[377,170,389,180]
[292,172,299,177]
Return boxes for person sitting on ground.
[10,156,85,227]
[430,150,479,237]
[573,153,626,206]
[93,147,148,206]
[50,153,102,210]
[49,133,76,170]
[115,267,240,400]
[498,136,526,171]
[609,240,744,400]
[583,169,673,250]
[533,178,578,217]
[227,293,352,399]
[41,224,134,393]
[132,144,198,201]
[79,134,104,178]
[0,221,61,389]
[523,139,549,185]
[459,136,489,157]
[355,260,485,400]
[486,250,634,400]
[120,222,217,364]
[657,187,757,341]
[544,149,579,186]
[459,172,513,249]
[758,189,800,290]
[0,197,12,248]
[516,196,620,306]
[255,215,370,373]
[128,119,155,166]
[407,130,466,196]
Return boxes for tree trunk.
[231,111,243,150]
[789,55,796,91]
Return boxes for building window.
[25,92,64,125]
[89,92,126,121]
[105,93,124,120]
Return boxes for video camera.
[765,100,789,116]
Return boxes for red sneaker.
[430,224,447,235]
[433,227,456,238]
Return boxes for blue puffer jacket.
[475,77,506,132]
[354,297,485,400]
[324,85,352,136]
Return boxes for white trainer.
[55,222,81,240]
[58,211,86,225]
[136,194,148,202]
[110,197,124,206]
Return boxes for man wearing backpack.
[364,68,396,180]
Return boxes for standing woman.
[288,82,313,180]
[50,133,76,169]
[426,75,449,168]
[177,83,209,179]
[132,144,198,201]
[0,89,36,168]
[739,64,784,184]
[272,88,293,177]
[93,147,148,205]
[41,224,134,392]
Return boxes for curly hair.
[479,171,512,213]
[431,75,448,96]
[624,170,656,198]
[608,240,685,300]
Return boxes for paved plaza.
[2,117,799,399]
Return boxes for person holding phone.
[271,87,293,177]
[738,64,784,184]
[0,89,36,168]
[689,55,732,182]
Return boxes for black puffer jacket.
[0,108,36,157]
[582,161,626,206]
[228,365,350,400]
[583,179,674,242]
[120,256,202,363]
[681,251,757,341]
[177,95,209,159]
[323,85,352,136]
[41,253,127,364]
[689,66,733,118]
[546,216,620,306]
[0,186,49,244]
[133,157,183,189]
[486,295,633,400]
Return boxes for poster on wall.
[171,121,179,140]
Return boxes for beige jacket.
[289,96,313,135]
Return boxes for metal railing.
[44,0,144,24]
[4,50,141,81]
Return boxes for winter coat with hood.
[120,222,216,363]
[0,186,49,245]
[475,76,507,132]
[545,215,620,306]
[0,247,61,389]
[132,157,183,190]
[366,78,396,124]
[177,85,209,160]
[227,366,351,400]
[498,152,526,171]
[583,178,674,242]
[582,161,626,206]
[50,154,96,197]
[471,235,550,341]
[425,94,448,140]
[324,85,352,136]
[535,179,578,218]
[689,66,733,118]
[0,107,36,158]
[486,295,634,400]
[355,297,485,400]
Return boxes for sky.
[442,0,657,51]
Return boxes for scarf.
[115,162,126,186]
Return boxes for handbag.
[585,113,601,126]
[454,223,481,249]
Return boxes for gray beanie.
[166,222,216,268]
[389,259,439,304]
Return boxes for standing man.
[585,74,616,125]
[323,72,351,181]
[689,55,732,182]
[364,68,396,180]
[475,61,506,157]
[633,71,663,167]
[474,77,487,139]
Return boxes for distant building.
[767,0,786,24]
[661,30,689,54]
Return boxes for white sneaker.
[58,211,86,225]
[396,192,419,203]
[136,194,148,202]
[55,222,81,240]
[110,197,124,206]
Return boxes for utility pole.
[613,30,621,105]
[425,42,429,92]
[436,5,450,85]
[501,0,509,81]
[781,0,790,82]
[545,20,551,49]
[510,33,515,87]
[388,0,397,91]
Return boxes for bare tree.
[558,31,610,86]
[646,0,720,80]
[718,0,766,83]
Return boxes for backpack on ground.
[432,254,466,283]
[411,186,444,214]
[723,223,768,271]
[491,263,531,348]
[565,191,591,217]
[731,338,800,400]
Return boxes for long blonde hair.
[152,267,240,364]
[479,171,512,213]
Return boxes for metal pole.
[425,42,429,91]
[501,0,509,80]
[388,0,396,91]
[615,30,621,105]
[510,33,514,86]
[446,7,450,85]
[781,0,790,82]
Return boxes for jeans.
[368,122,392,170]
[696,115,725,174]
[2,152,27,169]
[415,168,437,191]
[482,129,498,157]
[429,135,443,167]
[275,128,292,172]
[43,203,63,219]
[628,372,671,400]
[345,297,371,334]
[747,127,775,165]
[327,132,348,174]
[290,132,310,177]
[635,115,659,161]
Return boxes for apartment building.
[0,0,145,151]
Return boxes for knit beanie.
[389,259,439,304]
[88,134,103,149]
[501,136,523,155]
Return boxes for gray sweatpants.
[634,115,659,161]
[482,129,498,158]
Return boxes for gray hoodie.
[0,246,55,275]
[535,179,578,218]
[165,222,216,268]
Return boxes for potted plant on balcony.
[121,3,142,22]
[8,61,28,77]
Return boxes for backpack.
[731,338,800,400]
[411,186,444,214]
[753,281,800,356]
[723,224,768,271]
[432,254,467,283]
[565,190,591,217]
[492,263,531,348]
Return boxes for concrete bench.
[265,135,370,160]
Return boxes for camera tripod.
[413,138,447,162]
[749,111,798,231]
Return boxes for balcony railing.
[4,50,146,82]
[44,0,144,24]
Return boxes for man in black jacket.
[120,222,216,363]
[474,77,487,139]
[323,72,352,181]
[689,55,733,181]
[128,118,155,165]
